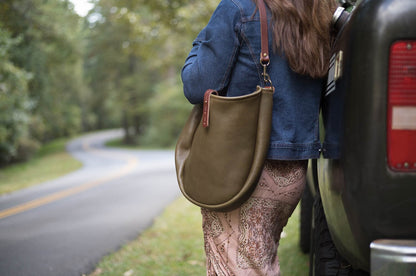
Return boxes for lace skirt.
[201,160,307,276]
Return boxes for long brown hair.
[262,0,338,78]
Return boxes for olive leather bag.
[175,0,274,211]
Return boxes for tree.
[84,0,218,146]
[0,0,87,142]
[0,26,35,163]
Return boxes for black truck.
[300,0,416,275]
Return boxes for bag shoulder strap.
[257,0,272,86]
[258,0,269,65]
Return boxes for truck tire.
[300,182,313,253]
[310,194,352,276]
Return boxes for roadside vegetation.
[105,138,165,150]
[0,138,82,195]
[89,197,309,276]
[0,0,216,168]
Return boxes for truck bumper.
[371,239,416,275]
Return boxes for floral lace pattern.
[201,160,307,276]
[237,197,280,269]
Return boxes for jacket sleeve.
[181,0,241,104]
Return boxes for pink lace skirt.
[201,160,307,276]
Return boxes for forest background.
[0,0,218,166]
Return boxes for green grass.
[0,138,82,195]
[105,138,137,149]
[89,197,309,276]
[89,197,206,276]
[279,204,310,275]
[105,138,174,150]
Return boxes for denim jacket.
[181,0,326,160]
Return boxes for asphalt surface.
[0,130,181,276]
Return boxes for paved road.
[0,130,181,276]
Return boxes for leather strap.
[203,89,218,128]
[258,0,269,65]
[202,0,270,128]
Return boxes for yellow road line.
[0,140,138,220]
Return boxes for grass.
[105,138,139,149]
[0,138,83,195]
[89,197,206,276]
[89,197,309,276]
[105,138,173,150]
[105,138,152,149]
[279,204,310,275]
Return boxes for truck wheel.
[310,194,352,276]
[300,182,313,253]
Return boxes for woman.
[181,0,337,274]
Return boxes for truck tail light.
[387,41,416,172]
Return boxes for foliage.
[142,78,192,148]
[0,137,82,195]
[84,0,219,147]
[0,0,220,165]
[0,26,35,163]
[1,0,86,141]
[0,0,88,164]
